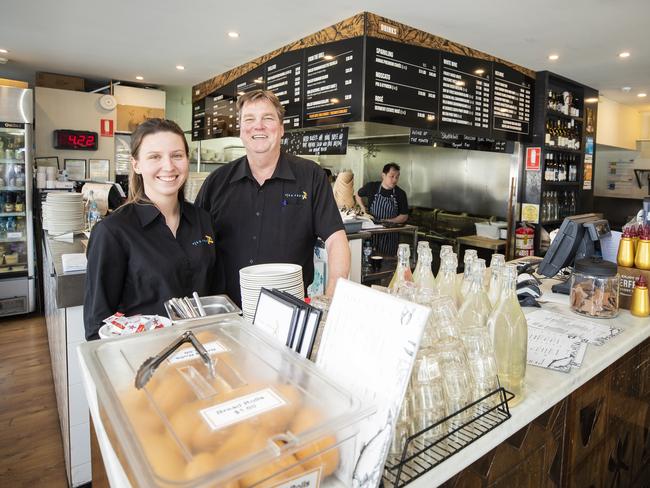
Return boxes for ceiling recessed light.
[323,55,334,61]
[454,80,465,86]
[618,51,630,58]
[0,48,8,54]
[474,69,485,75]
[254,77,263,84]
[330,98,339,104]
[639,93,648,98]
[135,76,144,81]
[548,54,559,61]
[585,97,599,103]
[622,86,632,92]
[227,31,239,38]
[176,65,185,70]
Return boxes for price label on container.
[200,388,286,431]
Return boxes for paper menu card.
[527,326,588,373]
[525,303,622,346]
[316,279,430,488]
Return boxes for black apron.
[370,185,399,255]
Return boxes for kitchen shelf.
[0,212,26,217]
[0,262,28,269]
[545,109,583,122]
[541,181,580,187]
[0,237,26,243]
[544,146,582,155]
[0,186,26,191]
[0,159,26,165]
[540,220,563,225]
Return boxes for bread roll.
[239,454,304,488]
[291,407,340,476]
[139,432,186,481]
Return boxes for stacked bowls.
[239,263,304,322]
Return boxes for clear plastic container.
[78,316,372,487]
[570,257,619,318]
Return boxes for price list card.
[266,50,304,130]
[492,63,534,141]
[365,37,439,130]
[303,37,363,127]
[439,53,492,137]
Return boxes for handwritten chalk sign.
[409,128,433,146]
[281,127,349,155]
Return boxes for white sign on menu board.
[316,279,430,488]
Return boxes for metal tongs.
[134,330,215,389]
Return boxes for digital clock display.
[53,129,99,150]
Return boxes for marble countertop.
[406,280,650,487]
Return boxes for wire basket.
[382,387,514,488]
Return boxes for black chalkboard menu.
[303,38,363,127]
[281,127,349,155]
[192,81,238,141]
[365,37,439,130]
[265,50,304,130]
[491,62,534,141]
[435,132,513,153]
[438,52,492,137]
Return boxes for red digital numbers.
[56,130,98,149]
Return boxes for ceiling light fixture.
[585,97,599,103]
[622,86,632,92]
[136,76,144,81]
[639,93,647,98]
[548,54,559,61]
[0,48,8,54]
[618,51,630,58]
[176,65,185,70]
[228,31,239,38]
[323,55,334,61]
[474,69,485,75]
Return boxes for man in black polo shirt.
[196,90,350,306]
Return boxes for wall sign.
[526,147,541,171]
[409,128,433,145]
[281,127,349,155]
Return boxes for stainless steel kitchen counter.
[43,233,86,308]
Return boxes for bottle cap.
[635,275,648,288]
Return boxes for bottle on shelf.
[4,192,14,213]
[6,217,16,234]
[487,254,506,306]
[458,249,478,305]
[487,264,528,405]
[389,243,413,291]
[14,193,24,213]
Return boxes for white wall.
[34,87,117,177]
[114,85,165,109]
[596,96,642,150]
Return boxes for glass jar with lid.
[570,257,619,318]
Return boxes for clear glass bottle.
[413,242,436,294]
[487,264,528,405]
[389,243,413,291]
[436,252,459,305]
[458,249,478,303]
[87,190,102,231]
[458,258,492,330]
[487,254,506,306]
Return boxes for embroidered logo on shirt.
[192,235,214,246]
[281,191,308,207]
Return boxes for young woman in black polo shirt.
[83,119,221,340]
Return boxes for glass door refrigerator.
[0,86,35,316]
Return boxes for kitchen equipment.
[165,294,241,326]
[78,317,372,487]
[570,257,619,318]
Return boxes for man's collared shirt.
[196,151,343,306]
[83,200,219,340]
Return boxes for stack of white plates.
[239,263,304,322]
[43,192,85,235]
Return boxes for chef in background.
[355,162,409,255]
[84,119,221,340]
